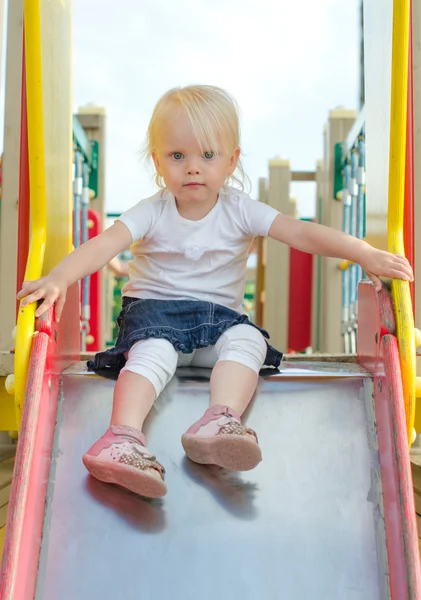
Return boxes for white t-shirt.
[118,186,279,312]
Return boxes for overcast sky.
[73,1,360,218]
[74,0,359,216]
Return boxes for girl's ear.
[152,152,162,174]
[228,147,241,175]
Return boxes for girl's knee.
[121,338,178,396]
[218,325,267,372]
[223,324,267,351]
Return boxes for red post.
[404,0,415,313]
[288,246,313,353]
[86,209,101,351]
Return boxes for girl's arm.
[268,214,414,290]
[17,221,132,320]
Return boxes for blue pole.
[73,150,82,248]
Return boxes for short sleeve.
[239,194,280,237]
[117,196,159,242]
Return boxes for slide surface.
[33,362,389,600]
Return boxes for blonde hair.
[144,85,249,191]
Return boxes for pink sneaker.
[82,425,167,498]
[181,405,262,471]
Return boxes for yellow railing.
[13,0,47,427]
[388,0,416,445]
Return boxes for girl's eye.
[203,151,215,159]
[172,152,184,160]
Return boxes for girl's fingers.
[381,269,410,280]
[17,278,63,319]
[393,255,409,263]
[390,270,411,280]
[392,256,414,278]
[20,288,47,307]
[367,273,382,291]
[393,258,413,276]
[17,280,42,300]
[367,270,411,291]
[55,295,66,322]
[34,296,56,318]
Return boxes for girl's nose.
[187,161,200,175]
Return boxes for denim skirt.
[87,297,283,374]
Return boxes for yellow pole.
[14,0,47,426]
[387,0,415,444]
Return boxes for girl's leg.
[110,372,156,429]
[111,336,179,429]
[182,325,267,471]
[83,338,178,497]
[209,360,259,415]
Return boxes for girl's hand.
[17,275,68,321]
[358,247,414,291]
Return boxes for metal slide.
[33,362,389,600]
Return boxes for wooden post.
[288,196,297,218]
[255,177,268,327]
[0,0,23,352]
[40,0,74,275]
[0,1,5,89]
[76,106,107,230]
[264,158,290,351]
[362,0,391,254]
[320,110,357,353]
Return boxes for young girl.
[18,85,413,499]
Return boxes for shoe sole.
[181,434,262,471]
[82,454,167,498]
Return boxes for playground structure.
[0,0,421,598]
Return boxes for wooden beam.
[290,171,315,182]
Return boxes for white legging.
[120,324,267,397]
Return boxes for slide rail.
[388,0,416,444]
[13,0,47,428]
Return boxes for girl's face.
[152,110,240,208]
